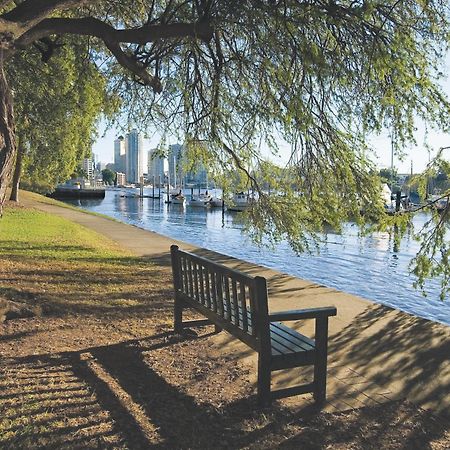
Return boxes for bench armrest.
[269,306,337,322]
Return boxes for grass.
[0,202,175,448]
[0,201,449,449]
[0,204,172,317]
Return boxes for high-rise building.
[168,143,183,187]
[114,136,126,173]
[147,148,166,185]
[82,157,94,179]
[125,129,144,184]
[116,172,126,186]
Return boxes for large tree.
[0,1,450,293]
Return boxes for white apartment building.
[82,157,94,179]
[125,129,144,184]
[116,172,126,186]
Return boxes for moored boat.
[170,191,186,205]
[227,192,255,212]
[189,192,212,207]
[430,195,449,212]
[209,196,223,208]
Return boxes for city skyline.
[93,124,450,175]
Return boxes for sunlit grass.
[0,204,173,316]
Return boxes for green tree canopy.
[0,1,450,296]
[101,168,115,185]
[8,37,118,193]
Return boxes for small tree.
[101,168,115,186]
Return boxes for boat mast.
[173,155,177,190]
[390,131,395,195]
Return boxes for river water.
[65,189,450,326]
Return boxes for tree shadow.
[0,246,175,318]
[1,329,448,449]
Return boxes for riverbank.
[1,193,449,448]
[68,188,449,324]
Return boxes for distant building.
[116,172,126,186]
[125,129,144,184]
[168,143,183,187]
[82,157,94,179]
[147,148,166,185]
[114,136,126,173]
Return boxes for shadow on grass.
[0,243,174,319]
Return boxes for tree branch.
[14,16,213,91]
[104,40,162,92]
[1,0,90,26]
[16,16,214,49]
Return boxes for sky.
[92,58,450,174]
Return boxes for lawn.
[0,201,449,449]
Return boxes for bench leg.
[313,317,328,404]
[174,295,183,334]
[214,324,222,333]
[257,355,271,407]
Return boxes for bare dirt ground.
[2,317,450,450]
[1,202,449,449]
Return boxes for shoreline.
[62,190,449,326]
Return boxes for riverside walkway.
[23,194,450,418]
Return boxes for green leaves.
[9,36,119,191]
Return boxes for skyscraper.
[168,143,183,187]
[125,129,144,184]
[114,136,126,173]
[148,148,166,185]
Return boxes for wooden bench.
[170,245,337,406]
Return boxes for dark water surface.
[65,189,450,326]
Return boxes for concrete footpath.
[22,195,450,418]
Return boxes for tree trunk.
[0,57,17,216]
[9,142,22,202]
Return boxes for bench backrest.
[171,245,270,351]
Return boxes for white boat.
[189,192,212,207]
[170,191,186,205]
[227,192,254,212]
[209,196,223,208]
[436,197,448,212]
[429,194,449,212]
[381,184,404,215]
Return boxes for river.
[64,189,450,326]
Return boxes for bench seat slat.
[270,322,315,351]
[270,331,313,355]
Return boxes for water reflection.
[64,190,450,326]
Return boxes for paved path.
[22,194,450,417]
